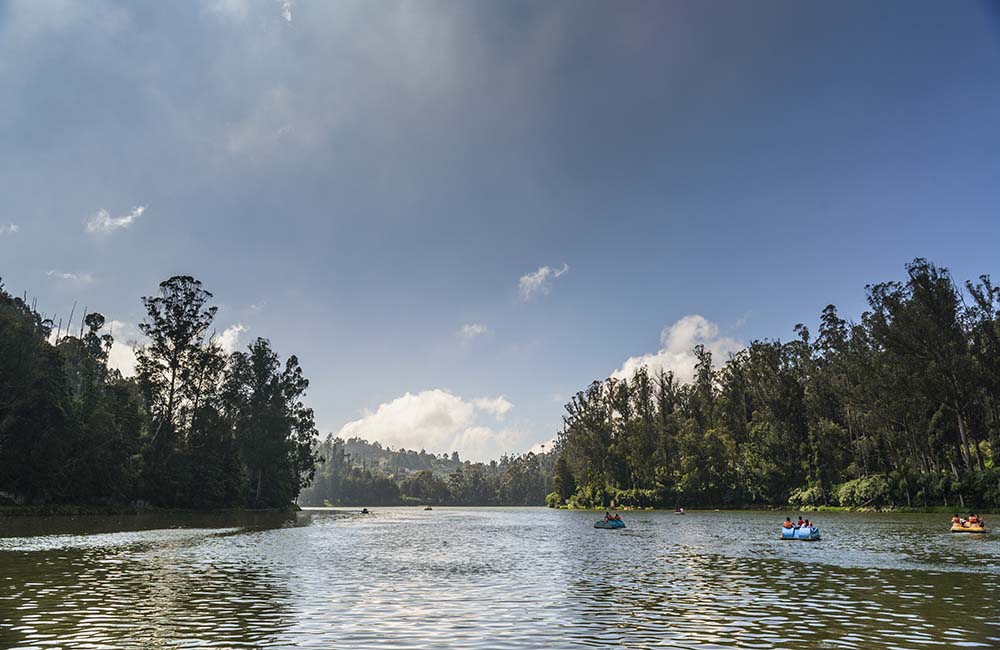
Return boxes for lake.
[1,508,998,649]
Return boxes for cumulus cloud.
[216,323,247,354]
[459,322,488,341]
[85,205,147,234]
[46,269,94,285]
[337,389,525,461]
[518,263,569,300]
[278,0,293,22]
[0,223,18,235]
[50,318,140,376]
[106,320,140,378]
[612,315,744,384]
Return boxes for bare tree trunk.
[948,457,964,508]
[955,408,972,471]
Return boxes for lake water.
[1,508,998,649]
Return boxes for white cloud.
[216,323,247,354]
[106,320,140,378]
[46,269,94,285]
[459,322,488,341]
[337,389,525,461]
[85,205,147,234]
[472,396,513,420]
[49,318,141,376]
[0,223,18,235]
[278,0,293,22]
[518,263,569,300]
[612,315,744,384]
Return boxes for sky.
[1,0,999,461]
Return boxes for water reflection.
[1,508,998,648]
[0,515,298,648]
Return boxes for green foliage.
[552,455,576,502]
[401,470,450,504]
[568,482,608,509]
[788,485,829,508]
[0,276,318,509]
[833,475,892,508]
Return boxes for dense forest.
[553,259,1000,510]
[299,436,554,506]
[0,275,318,509]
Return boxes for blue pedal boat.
[781,526,820,541]
[595,519,626,529]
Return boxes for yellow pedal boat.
[951,524,986,533]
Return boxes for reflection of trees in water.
[133,547,294,647]
[0,527,295,648]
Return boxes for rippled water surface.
[1,508,998,649]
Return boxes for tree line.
[6,258,997,512]
[0,275,318,509]
[300,436,554,506]
[553,259,1000,510]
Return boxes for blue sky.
[1,1,999,460]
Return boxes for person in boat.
[783,517,794,529]
[968,514,980,526]
[605,511,613,521]
[796,516,805,528]
[613,513,622,521]
[952,514,962,526]
[361,508,370,515]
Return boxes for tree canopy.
[552,259,1000,510]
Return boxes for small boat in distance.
[424,506,433,511]
[675,507,685,515]
[595,519,625,529]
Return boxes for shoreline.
[0,503,302,518]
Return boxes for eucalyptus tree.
[136,276,219,444]
[134,275,219,504]
[224,337,319,507]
